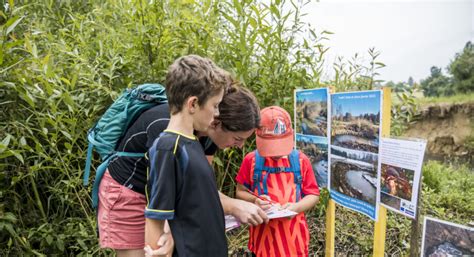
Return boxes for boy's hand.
[144,232,174,257]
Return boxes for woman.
[98,83,268,257]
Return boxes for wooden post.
[373,206,387,256]
[373,87,392,256]
[325,199,336,257]
[409,177,423,257]
[325,86,336,257]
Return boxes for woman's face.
[208,122,255,149]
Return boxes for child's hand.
[144,231,174,257]
[282,203,299,219]
[254,195,273,211]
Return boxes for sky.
[301,0,473,83]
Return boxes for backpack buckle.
[253,173,259,181]
[296,175,302,184]
[138,93,153,101]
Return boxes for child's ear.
[186,96,198,114]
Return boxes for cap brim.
[256,134,294,157]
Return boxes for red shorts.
[98,170,146,249]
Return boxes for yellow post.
[325,199,336,257]
[325,86,336,257]
[373,87,392,256]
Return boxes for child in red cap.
[235,106,320,257]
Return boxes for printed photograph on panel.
[295,88,328,137]
[296,134,328,188]
[330,149,378,205]
[380,164,414,201]
[421,217,474,257]
[331,92,380,153]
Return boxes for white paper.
[266,205,298,219]
[224,206,298,232]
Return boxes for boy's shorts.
[98,170,147,249]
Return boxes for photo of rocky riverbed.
[330,155,377,205]
[295,88,328,137]
[422,217,474,257]
[296,134,328,188]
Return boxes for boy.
[236,106,320,257]
[144,55,230,256]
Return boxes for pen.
[245,188,279,205]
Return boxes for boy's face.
[193,89,225,132]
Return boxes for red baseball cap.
[256,106,294,157]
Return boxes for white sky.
[302,0,473,83]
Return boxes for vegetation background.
[1,0,472,256]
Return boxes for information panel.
[329,90,382,220]
[379,137,426,219]
[294,88,330,188]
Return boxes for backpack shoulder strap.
[252,150,265,196]
[83,141,95,186]
[289,149,303,201]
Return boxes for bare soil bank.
[403,102,473,166]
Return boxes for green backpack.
[83,83,167,208]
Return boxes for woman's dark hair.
[216,82,260,132]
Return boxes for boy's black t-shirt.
[145,131,227,257]
[107,104,218,194]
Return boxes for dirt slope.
[403,102,473,166]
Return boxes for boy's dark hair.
[165,55,231,114]
[217,82,261,132]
